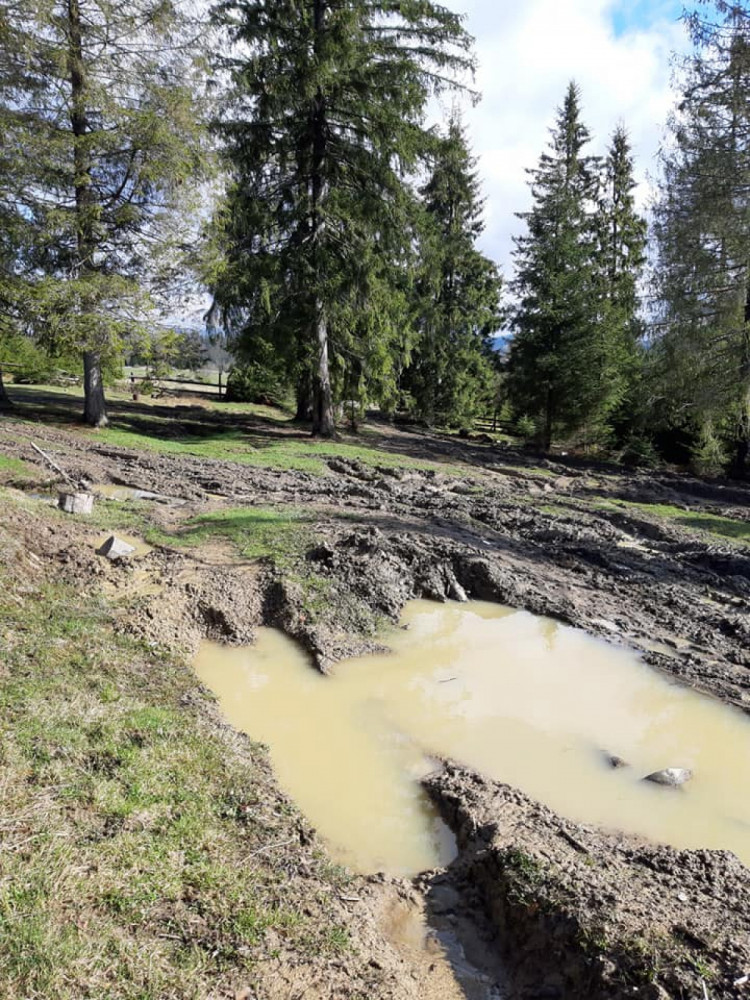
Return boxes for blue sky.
[611,0,685,37]
[440,0,693,275]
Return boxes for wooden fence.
[127,373,225,398]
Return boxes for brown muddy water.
[194,600,750,876]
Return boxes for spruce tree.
[653,2,750,476]
[209,0,473,436]
[0,0,206,426]
[509,82,605,450]
[596,125,647,436]
[407,116,502,428]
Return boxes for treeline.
[0,1,749,477]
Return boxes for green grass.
[96,424,465,477]
[596,499,750,544]
[676,512,750,542]
[0,454,37,482]
[4,384,471,478]
[0,496,360,999]
[149,506,311,566]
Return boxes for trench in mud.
[194,600,750,876]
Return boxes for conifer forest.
[0,1,748,477]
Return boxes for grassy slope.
[4,384,466,476]
[596,499,750,545]
[0,491,356,1000]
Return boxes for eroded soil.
[1,402,749,998]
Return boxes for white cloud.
[439,0,690,279]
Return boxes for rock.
[97,535,136,561]
[643,767,693,787]
[58,491,94,515]
[604,753,629,770]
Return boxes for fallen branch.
[30,443,79,490]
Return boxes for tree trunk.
[83,351,108,427]
[735,288,750,478]
[311,303,335,437]
[69,0,109,428]
[734,433,749,479]
[309,0,334,439]
[295,372,313,423]
[0,369,13,411]
[543,387,553,452]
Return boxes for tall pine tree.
[596,125,647,436]
[653,1,750,476]
[209,0,473,436]
[0,0,206,425]
[406,116,502,428]
[509,82,608,450]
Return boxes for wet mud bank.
[424,763,750,999]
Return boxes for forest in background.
[0,0,749,479]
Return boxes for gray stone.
[58,491,94,515]
[97,535,136,561]
[604,753,629,770]
[643,767,693,788]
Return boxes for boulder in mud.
[97,535,136,561]
[643,767,693,787]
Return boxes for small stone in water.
[603,752,629,770]
[643,767,693,788]
[97,535,136,561]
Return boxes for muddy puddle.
[194,600,750,875]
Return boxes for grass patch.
[4,384,471,478]
[0,454,37,484]
[675,512,750,543]
[0,496,358,999]
[151,506,311,566]
[596,499,750,545]
[96,425,466,477]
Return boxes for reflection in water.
[194,601,750,875]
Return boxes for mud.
[2,411,750,998]
[424,762,750,999]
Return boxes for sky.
[439,0,693,278]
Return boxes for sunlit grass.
[0,454,37,482]
[149,506,311,565]
[597,499,750,545]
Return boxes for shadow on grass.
[2,385,312,449]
